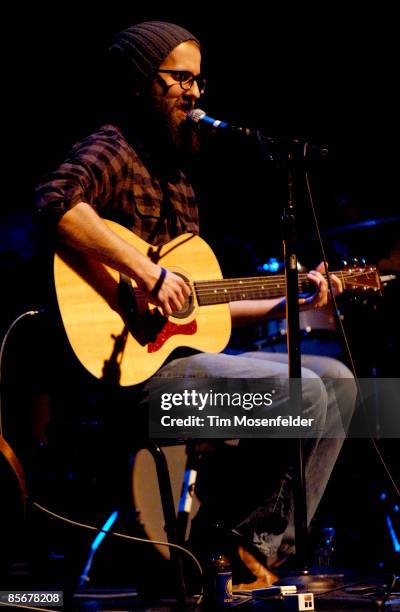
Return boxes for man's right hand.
[56,204,191,316]
[138,263,191,316]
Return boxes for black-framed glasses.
[157,69,206,94]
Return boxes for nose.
[186,80,201,99]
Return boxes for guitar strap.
[0,435,28,510]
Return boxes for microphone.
[187,108,252,136]
[187,108,329,158]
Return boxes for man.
[35,21,356,589]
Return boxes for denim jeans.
[144,350,357,566]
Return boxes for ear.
[151,74,170,96]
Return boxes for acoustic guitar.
[54,220,382,386]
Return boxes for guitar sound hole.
[171,273,195,319]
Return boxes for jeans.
[144,350,357,567]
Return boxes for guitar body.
[54,221,231,386]
[54,219,382,386]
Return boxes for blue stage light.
[80,510,119,586]
[386,514,400,554]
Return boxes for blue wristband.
[151,267,167,297]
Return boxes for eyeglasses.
[157,70,206,94]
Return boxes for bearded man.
[35,21,356,591]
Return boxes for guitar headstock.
[341,260,382,293]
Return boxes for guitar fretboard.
[194,269,378,306]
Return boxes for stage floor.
[67,587,400,611]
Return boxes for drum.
[132,444,200,559]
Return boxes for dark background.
[1,0,399,595]
[2,0,399,368]
[2,1,399,259]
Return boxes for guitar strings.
[193,270,376,294]
[194,270,372,286]
[131,269,377,301]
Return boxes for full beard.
[170,114,201,158]
[149,96,201,160]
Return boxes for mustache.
[177,99,196,112]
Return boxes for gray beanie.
[108,21,200,84]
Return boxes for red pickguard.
[147,320,197,353]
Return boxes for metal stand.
[281,150,309,579]
[255,134,343,592]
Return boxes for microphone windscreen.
[187,108,206,124]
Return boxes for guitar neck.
[194,269,376,306]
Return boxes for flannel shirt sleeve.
[35,134,124,230]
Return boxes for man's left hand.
[299,262,342,309]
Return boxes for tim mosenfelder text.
[160,414,315,428]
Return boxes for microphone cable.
[0,310,203,610]
[303,144,400,500]
[31,500,203,609]
[0,309,43,438]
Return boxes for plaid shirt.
[35,124,199,245]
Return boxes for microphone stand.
[281,151,309,576]
[255,133,341,592]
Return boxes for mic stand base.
[274,569,345,594]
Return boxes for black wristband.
[151,267,167,297]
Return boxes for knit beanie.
[108,21,200,85]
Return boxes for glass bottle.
[203,523,233,609]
